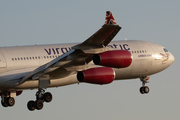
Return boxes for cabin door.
[0,53,7,68]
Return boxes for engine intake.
[93,50,132,68]
[77,67,115,85]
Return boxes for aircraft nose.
[169,52,175,64]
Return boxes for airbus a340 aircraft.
[0,11,174,111]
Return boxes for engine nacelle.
[93,50,132,68]
[77,67,115,85]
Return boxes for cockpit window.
[163,48,168,52]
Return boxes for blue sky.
[0,0,179,120]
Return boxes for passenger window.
[12,58,14,61]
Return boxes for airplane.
[0,11,174,111]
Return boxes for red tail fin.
[105,11,117,25]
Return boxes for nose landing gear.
[139,76,150,94]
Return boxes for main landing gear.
[139,76,150,94]
[27,75,52,111]
[1,97,15,107]
[1,92,15,107]
[27,88,52,111]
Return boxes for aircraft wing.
[19,11,121,84]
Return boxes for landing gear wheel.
[140,87,145,94]
[140,86,149,94]
[27,100,35,111]
[35,99,44,110]
[144,86,149,94]
[7,97,15,106]
[1,99,8,107]
[43,92,52,102]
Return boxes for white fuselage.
[0,40,174,90]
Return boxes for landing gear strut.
[27,88,52,111]
[139,76,150,94]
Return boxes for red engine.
[93,50,132,68]
[77,67,115,85]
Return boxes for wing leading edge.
[19,11,121,84]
